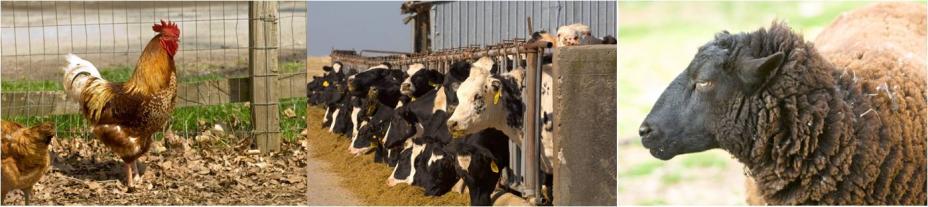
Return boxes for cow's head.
[350,122,375,156]
[421,144,458,196]
[383,106,417,149]
[446,57,523,139]
[445,140,501,206]
[329,61,344,75]
[347,68,401,97]
[531,31,558,48]
[401,64,444,98]
[640,31,785,160]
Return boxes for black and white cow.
[321,62,350,130]
[347,63,405,107]
[443,128,511,205]
[345,64,406,155]
[400,63,445,98]
[445,56,556,173]
[352,63,448,156]
[383,61,476,188]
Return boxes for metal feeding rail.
[329,39,552,204]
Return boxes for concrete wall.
[551,45,617,205]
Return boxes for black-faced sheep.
[639,2,926,204]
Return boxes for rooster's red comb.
[152,20,180,37]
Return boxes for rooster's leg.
[23,187,32,205]
[124,161,134,188]
[132,157,143,182]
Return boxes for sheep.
[638,3,926,204]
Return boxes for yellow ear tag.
[323,81,330,87]
[493,90,501,105]
[367,104,376,116]
[429,82,440,88]
[490,161,499,173]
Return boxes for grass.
[680,152,729,169]
[620,160,665,178]
[0,60,306,92]
[3,98,308,143]
[0,65,134,92]
[637,198,669,205]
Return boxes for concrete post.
[552,45,617,205]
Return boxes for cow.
[346,64,406,154]
[446,56,557,173]
[382,61,477,189]
[347,63,405,108]
[443,128,512,205]
[444,56,558,204]
[401,63,445,98]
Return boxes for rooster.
[2,120,55,205]
[61,20,179,190]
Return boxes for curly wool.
[712,6,926,205]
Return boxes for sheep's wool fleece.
[745,2,926,205]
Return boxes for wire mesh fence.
[0,1,307,142]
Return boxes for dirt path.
[305,142,363,205]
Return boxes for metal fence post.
[523,49,540,203]
[249,1,281,153]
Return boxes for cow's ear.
[322,66,333,72]
[738,52,784,87]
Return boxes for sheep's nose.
[638,123,653,137]
[447,120,458,130]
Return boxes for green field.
[1,59,309,144]
[0,60,305,92]
[617,1,872,205]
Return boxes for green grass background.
[1,61,308,142]
[617,1,873,205]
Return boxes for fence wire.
[0,1,307,142]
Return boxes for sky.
[306,1,412,56]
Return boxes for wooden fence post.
[249,1,281,153]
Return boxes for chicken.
[1,121,55,205]
[61,20,180,190]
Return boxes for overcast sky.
[306,1,412,56]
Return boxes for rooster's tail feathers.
[62,54,104,102]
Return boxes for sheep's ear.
[738,52,784,87]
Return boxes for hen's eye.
[695,80,713,91]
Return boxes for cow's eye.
[695,80,713,91]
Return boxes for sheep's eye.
[695,80,713,91]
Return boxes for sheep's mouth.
[641,135,680,160]
[647,146,678,160]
